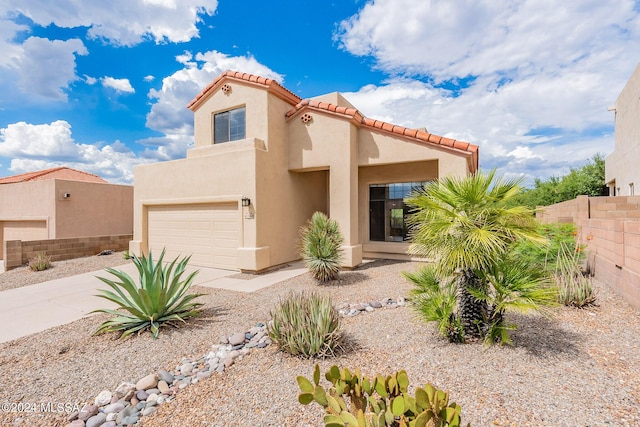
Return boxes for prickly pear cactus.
[297,364,470,427]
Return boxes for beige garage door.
[147,203,240,270]
[1,220,48,259]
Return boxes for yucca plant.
[555,242,596,307]
[29,252,52,271]
[268,291,343,358]
[92,249,204,339]
[300,211,344,282]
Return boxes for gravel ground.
[0,259,638,426]
[0,251,129,292]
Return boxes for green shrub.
[123,249,131,260]
[512,222,579,271]
[297,364,469,427]
[92,249,204,339]
[555,242,596,307]
[29,252,52,271]
[268,291,343,358]
[300,212,344,282]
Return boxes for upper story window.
[214,107,246,143]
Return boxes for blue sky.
[1,0,639,185]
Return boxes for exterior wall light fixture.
[241,196,251,207]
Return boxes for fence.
[3,234,131,271]
[536,195,640,309]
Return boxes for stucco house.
[606,62,640,196]
[0,167,133,266]
[130,71,478,272]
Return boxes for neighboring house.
[0,167,133,263]
[130,71,478,272]
[606,62,640,196]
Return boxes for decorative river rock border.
[65,298,406,427]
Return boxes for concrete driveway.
[0,262,306,344]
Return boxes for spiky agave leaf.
[92,249,204,339]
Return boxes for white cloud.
[143,50,283,158]
[101,76,135,94]
[0,50,282,183]
[6,37,87,101]
[144,75,155,82]
[337,0,639,184]
[0,121,152,184]
[3,0,218,46]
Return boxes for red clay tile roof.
[187,70,301,111]
[0,167,107,184]
[286,99,479,172]
[188,71,478,172]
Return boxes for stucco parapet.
[186,138,266,159]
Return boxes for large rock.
[136,373,158,391]
[102,401,125,414]
[77,404,99,421]
[157,369,174,385]
[228,332,246,346]
[94,390,112,406]
[114,382,136,397]
[86,413,107,427]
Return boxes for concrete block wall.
[536,195,590,224]
[538,195,640,309]
[3,234,132,271]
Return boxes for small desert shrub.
[555,242,596,307]
[268,291,343,358]
[300,212,344,282]
[29,252,52,271]
[123,250,131,260]
[92,249,204,339]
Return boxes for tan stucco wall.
[134,77,474,272]
[606,62,640,195]
[53,180,133,238]
[132,143,258,254]
[0,179,132,260]
[358,129,470,177]
[0,180,56,232]
[253,94,328,267]
[0,180,56,259]
[193,83,269,149]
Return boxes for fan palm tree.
[405,170,547,342]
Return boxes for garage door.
[1,220,48,259]
[147,203,240,270]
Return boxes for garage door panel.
[147,204,239,270]
[4,221,48,241]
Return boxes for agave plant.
[92,249,204,339]
[300,211,344,282]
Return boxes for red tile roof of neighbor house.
[188,71,479,172]
[0,167,107,184]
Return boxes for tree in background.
[514,154,607,209]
